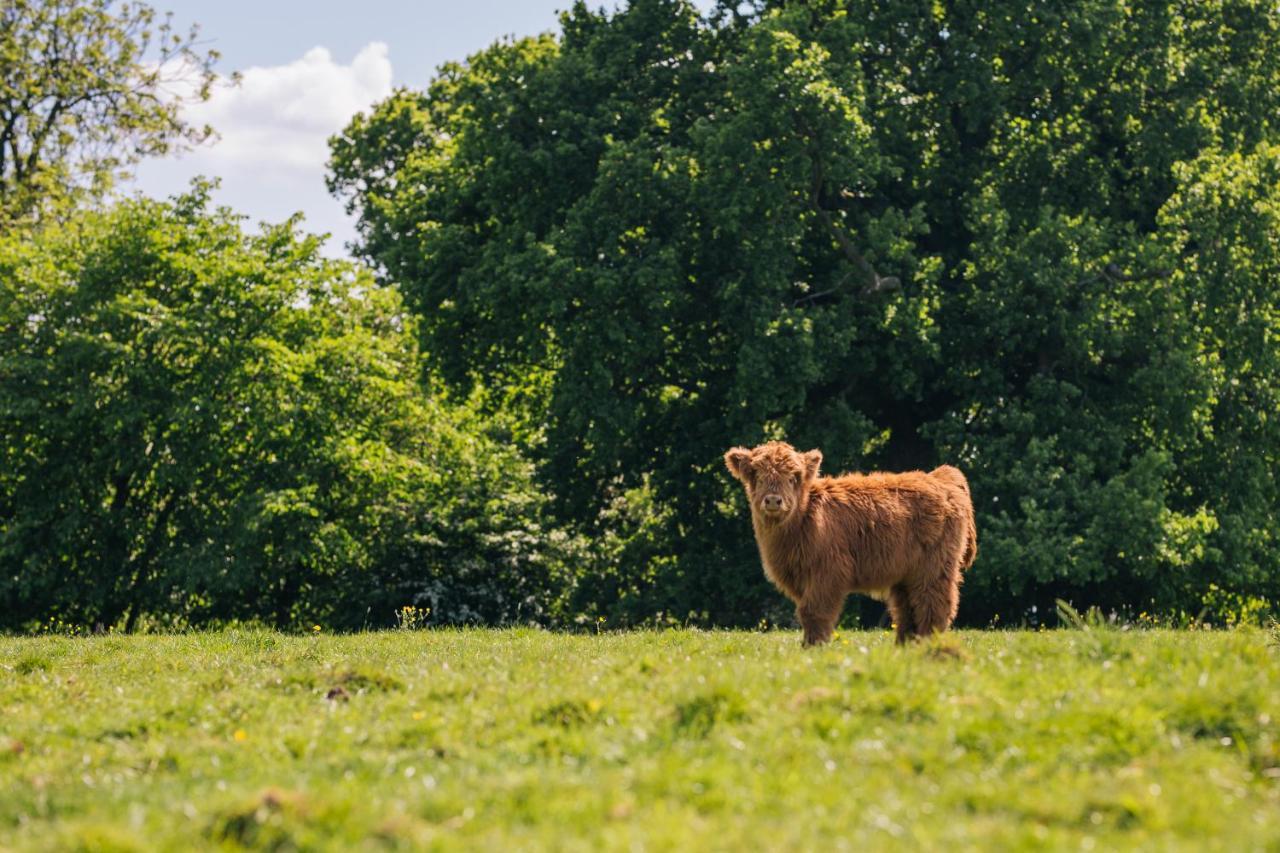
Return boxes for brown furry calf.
[724,441,977,646]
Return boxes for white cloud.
[189,42,393,173]
[132,43,394,255]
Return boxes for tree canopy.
[0,0,220,225]
[330,0,1280,625]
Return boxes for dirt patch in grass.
[331,668,403,693]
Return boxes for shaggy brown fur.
[725,441,977,646]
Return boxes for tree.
[0,186,581,631]
[330,0,1280,625]
[0,0,220,225]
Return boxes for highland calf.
[725,441,977,646]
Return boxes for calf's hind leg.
[907,569,961,639]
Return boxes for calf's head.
[724,441,822,525]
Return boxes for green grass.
[2,628,1278,851]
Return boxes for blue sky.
[130,1,715,255]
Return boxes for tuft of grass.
[673,689,748,737]
[14,653,51,674]
[534,698,604,728]
[0,629,1277,850]
[924,636,969,662]
[208,787,311,849]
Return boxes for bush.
[0,186,581,631]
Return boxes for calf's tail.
[959,517,978,571]
[931,464,978,571]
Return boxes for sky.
[130,1,716,256]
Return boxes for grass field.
[1,628,1278,851]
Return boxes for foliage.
[0,0,221,225]
[1,629,1278,848]
[0,187,580,631]
[330,0,1280,625]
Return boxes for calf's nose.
[763,494,784,510]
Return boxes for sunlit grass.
[1,629,1278,850]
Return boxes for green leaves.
[0,188,582,631]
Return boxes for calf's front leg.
[797,590,843,647]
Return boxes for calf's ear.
[803,449,823,479]
[724,447,753,481]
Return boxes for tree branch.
[1102,263,1174,283]
[808,156,900,297]
[1074,263,1175,289]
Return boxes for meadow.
[2,627,1278,851]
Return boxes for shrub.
[0,186,581,631]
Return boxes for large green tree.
[330,0,1280,625]
[0,187,580,631]
[0,0,219,225]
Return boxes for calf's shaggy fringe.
[725,441,977,646]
